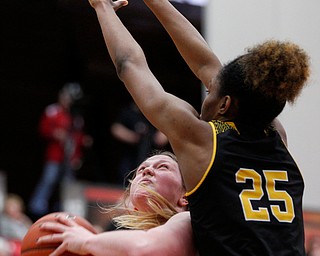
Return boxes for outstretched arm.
[37,212,196,256]
[88,0,202,140]
[142,0,222,87]
[141,1,289,145]
[88,0,214,191]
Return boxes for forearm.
[82,230,154,256]
[92,1,146,80]
[143,0,221,86]
[82,223,192,256]
[37,211,195,256]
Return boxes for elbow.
[114,56,129,80]
[114,48,145,80]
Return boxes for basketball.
[21,212,97,256]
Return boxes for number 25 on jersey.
[236,168,295,223]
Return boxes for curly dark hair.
[217,39,310,128]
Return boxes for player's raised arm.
[89,0,205,143]
[142,0,221,87]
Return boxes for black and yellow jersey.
[187,120,305,256]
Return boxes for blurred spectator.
[0,193,32,240]
[111,102,168,185]
[0,237,21,256]
[28,83,93,220]
[0,237,12,256]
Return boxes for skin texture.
[86,0,220,193]
[37,0,300,254]
[86,0,288,193]
[37,154,196,256]
[129,154,187,213]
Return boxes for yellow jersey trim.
[186,121,217,196]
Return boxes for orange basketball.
[21,212,97,256]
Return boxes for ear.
[219,95,232,114]
[178,196,189,208]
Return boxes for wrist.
[89,0,110,9]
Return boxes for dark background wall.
[0,0,203,210]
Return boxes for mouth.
[139,178,152,185]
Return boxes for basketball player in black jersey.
[86,0,310,255]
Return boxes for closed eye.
[137,166,145,173]
[158,164,169,170]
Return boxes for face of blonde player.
[129,154,185,212]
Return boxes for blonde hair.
[101,151,184,230]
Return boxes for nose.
[142,166,154,176]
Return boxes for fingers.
[55,214,78,227]
[48,242,67,256]
[88,0,128,11]
[39,213,86,234]
[113,0,129,11]
[39,221,67,234]
[37,233,64,244]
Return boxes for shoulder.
[162,211,192,233]
[144,212,196,256]
[166,211,191,224]
[155,211,192,235]
[271,118,287,145]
